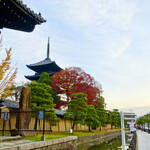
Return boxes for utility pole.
[121,111,126,150]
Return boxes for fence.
[0,110,59,136]
[0,110,114,136]
[0,110,91,136]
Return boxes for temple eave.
[25,75,40,81]
[25,38,63,81]
[25,72,56,81]
[0,0,46,32]
[26,61,62,73]
[1,23,36,32]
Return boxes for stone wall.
[4,131,120,150]
[5,136,77,150]
[77,130,121,150]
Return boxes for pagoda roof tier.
[25,71,56,81]
[25,38,63,81]
[0,0,46,32]
[26,58,62,73]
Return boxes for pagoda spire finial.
[47,37,50,59]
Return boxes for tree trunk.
[50,123,52,131]
[34,117,38,130]
[72,122,75,130]
[89,126,91,132]
[38,119,41,130]
[99,126,101,131]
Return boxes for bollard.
[41,136,46,141]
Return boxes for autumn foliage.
[0,38,17,98]
[51,67,102,108]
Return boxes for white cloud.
[4,0,149,111]
[107,37,131,58]
[44,0,136,60]
[46,0,136,30]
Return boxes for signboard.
[3,112,8,121]
[130,122,135,133]
[38,111,44,120]
[130,122,134,128]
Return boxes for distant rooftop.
[55,109,66,116]
[0,99,65,116]
[0,99,19,109]
[124,112,136,116]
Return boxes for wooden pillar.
[70,120,72,128]
[80,124,82,130]
[64,119,67,131]
[58,121,60,131]
[9,117,11,130]
[2,120,5,136]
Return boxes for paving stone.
[137,130,150,150]
[0,140,34,150]
[0,136,23,143]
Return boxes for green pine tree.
[38,72,52,85]
[106,110,112,129]
[111,109,120,129]
[28,81,59,131]
[64,93,87,130]
[95,97,106,130]
[85,105,100,132]
[38,72,60,105]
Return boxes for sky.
[1,0,150,113]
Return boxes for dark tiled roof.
[0,0,46,32]
[0,99,19,109]
[0,102,5,107]
[26,60,62,73]
[27,58,53,67]
[25,71,56,81]
[55,109,66,116]
[11,0,46,23]
[25,60,62,80]
[0,99,66,117]
[25,38,63,80]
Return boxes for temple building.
[0,0,46,32]
[25,38,62,81]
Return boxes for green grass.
[23,130,108,141]
[24,135,67,141]
[52,130,106,137]
[0,133,11,136]
[23,129,120,141]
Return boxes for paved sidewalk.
[0,136,23,142]
[0,136,34,150]
[137,130,150,150]
[0,139,33,150]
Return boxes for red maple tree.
[51,67,102,108]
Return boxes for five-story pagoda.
[25,38,62,81]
